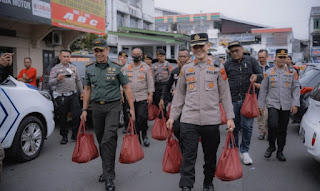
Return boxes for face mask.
[133,56,141,63]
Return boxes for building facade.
[309,7,320,63]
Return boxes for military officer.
[159,48,190,146]
[49,49,83,144]
[80,38,135,191]
[258,49,300,162]
[117,51,128,66]
[153,49,173,117]
[122,48,154,146]
[167,33,235,191]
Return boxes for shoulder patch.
[294,71,299,80]
[113,61,122,66]
[264,73,267,78]
[220,67,228,80]
[86,61,94,67]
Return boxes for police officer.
[144,53,153,68]
[80,38,135,191]
[159,48,190,146]
[153,49,173,116]
[167,33,235,191]
[258,49,300,161]
[49,50,83,144]
[122,48,154,146]
[224,41,263,165]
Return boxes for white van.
[0,76,55,162]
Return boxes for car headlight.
[39,90,52,101]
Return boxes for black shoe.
[203,185,214,191]
[71,134,77,141]
[105,179,115,191]
[276,151,286,161]
[258,135,265,140]
[60,136,68,144]
[99,174,105,182]
[264,147,276,158]
[143,137,150,147]
[182,186,191,191]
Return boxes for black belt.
[155,82,167,85]
[95,100,119,105]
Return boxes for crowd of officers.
[43,32,300,191]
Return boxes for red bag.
[163,129,183,173]
[72,120,99,163]
[148,104,159,121]
[152,108,168,141]
[215,131,243,181]
[240,82,259,118]
[220,103,227,125]
[119,118,144,164]
[166,103,172,119]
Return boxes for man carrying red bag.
[167,33,235,191]
[258,49,300,161]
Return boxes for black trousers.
[55,93,81,137]
[92,101,121,180]
[122,92,129,130]
[126,100,149,137]
[268,107,291,151]
[153,84,167,118]
[179,123,220,188]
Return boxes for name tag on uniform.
[66,68,73,74]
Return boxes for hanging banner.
[51,0,105,35]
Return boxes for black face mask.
[132,56,141,63]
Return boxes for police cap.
[118,51,128,57]
[144,53,153,60]
[191,33,208,47]
[156,49,166,55]
[227,41,242,49]
[92,38,107,50]
[276,49,288,57]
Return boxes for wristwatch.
[82,108,88,112]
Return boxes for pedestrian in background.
[224,41,263,165]
[167,33,235,191]
[254,49,273,140]
[160,48,190,147]
[122,48,154,147]
[49,50,83,144]
[80,38,135,191]
[17,57,37,86]
[0,53,13,83]
[258,49,300,161]
[153,49,173,117]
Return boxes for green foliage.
[70,33,108,52]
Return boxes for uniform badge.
[220,68,228,80]
[107,77,110,80]
[208,66,215,71]
[179,70,183,77]
[208,82,214,88]
[272,82,275,87]
[187,76,196,82]
[286,82,290,87]
[189,83,194,90]
[140,67,145,72]
[127,72,133,77]
[112,77,115,80]
[188,68,195,72]
[264,73,267,78]
[108,68,111,72]
[112,68,116,72]
[271,78,275,81]
[128,64,133,71]
[169,65,173,72]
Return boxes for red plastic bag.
[163,129,183,173]
[119,118,144,164]
[72,120,99,163]
[220,103,227,125]
[166,103,172,119]
[215,131,243,181]
[152,108,168,141]
[148,104,159,121]
[240,82,259,118]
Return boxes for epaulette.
[113,61,122,66]
[86,61,94,67]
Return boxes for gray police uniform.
[122,62,154,139]
[152,60,173,116]
[85,59,129,180]
[49,63,83,138]
[170,59,234,187]
[258,66,300,151]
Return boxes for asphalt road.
[1,120,320,191]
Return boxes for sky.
[154,0,320,40]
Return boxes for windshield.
[299,69,320,87]
[310,82,320,101]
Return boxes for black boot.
[105,179,115,191]
[276,151,286,161]
[264,147,276,158]
[182,186,191,191]
[60,135,68,144]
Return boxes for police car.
[0,76,55,162]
